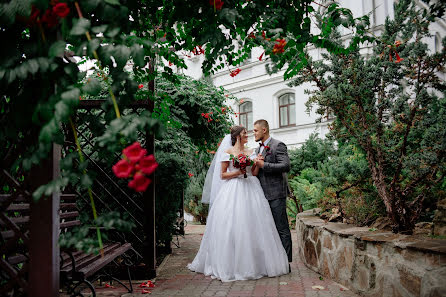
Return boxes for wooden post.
[28,143,61,297]
[142,60,157,278]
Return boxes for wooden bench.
[0,193,134,297]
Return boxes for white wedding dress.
[187,151,289,282]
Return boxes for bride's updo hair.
[230,125,246,146]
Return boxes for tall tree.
[290,0,446,233]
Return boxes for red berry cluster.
[230,68,241,77]
[201,112,214,122]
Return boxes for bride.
[187,125,289,282]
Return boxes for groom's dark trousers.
[256,138,292,262]
[269,198,292,262]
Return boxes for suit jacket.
[256,138,290,200]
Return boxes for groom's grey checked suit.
[256,138,292,262]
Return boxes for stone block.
[313,228,319,242]
[344,246,353,271]
[398,266,421,296]
[304,239,318,267]
[425,253,440,266]
[420,267,446,297]
[323,236,332,250]
[322,257,331,277]
[357,268,370,290]
[391,284,406,297]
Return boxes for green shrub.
[184,170,209,224]
[288,133,336,177]
[155,152,188,247]
[288,141,385,226]
[289,168,324,210]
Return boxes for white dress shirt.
[259,136,272,155]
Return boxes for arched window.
[279,93,296,127]
[239,101,253,131]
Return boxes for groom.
[253,119,292,266]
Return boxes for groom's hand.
[255,156,265,168]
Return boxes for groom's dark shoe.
[288,264,291,273]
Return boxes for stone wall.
[296,211,446,297]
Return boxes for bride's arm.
[221,161,243,179]
[251,161,260,176]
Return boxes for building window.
[239,101,253,131]
[279,93,296,127]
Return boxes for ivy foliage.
[136,0,372,78]
[152,74,235,153]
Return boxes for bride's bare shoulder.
[225,147,235,154]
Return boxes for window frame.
[278,93,296,128]
[239,101,253,131]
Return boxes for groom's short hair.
[254,119,269,133]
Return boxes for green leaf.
[106,27,120,38]
[27,59,39,74]
[87,39,101,56]
[131,44,145,67]
[61,88,81,103]
[82,78,102,95]
[91,24,108,34]
[39,119,58,143]
[70,18,91,36]
[80,174,93,188]
[32,177,69,201]
[37,57,50,72]
[16,64,28,79]
[55,101,70,121]
[104,0,120,5]
[112,45,131,69]
[80,0,101,12]
[49,41,66,58]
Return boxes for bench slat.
[60,220,81,229]
[6,204,29,211]
[69,243,121,271]
[1,212,79,227]
[60,203,77,210]
[0,193,76,203]
[4,202,74,212]
[60,243,120,271]
[60,211,79,219]
[7,254,27,265]
[80,243,132,278]
[61,250,84,263]
[0,194,28,203]
[0,216,29,226]
[1,230,14,240]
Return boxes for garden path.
[96,224,358,297]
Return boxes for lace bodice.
[220,151,257,177]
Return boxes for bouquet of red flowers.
[230,153,254,178]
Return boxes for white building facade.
[179,0,445,149]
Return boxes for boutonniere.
[264,145,271,155]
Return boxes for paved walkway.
[96,224,357,297]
